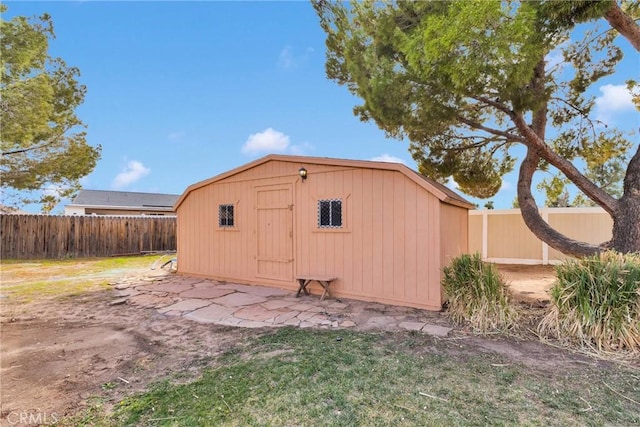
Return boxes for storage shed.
[174,155,473,311]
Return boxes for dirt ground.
[498,264,557,304]
[0,263,610,425]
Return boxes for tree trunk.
[605,1,640,52]
[511,59,602,257]
[517,148,600,258]
[610,144,640,252]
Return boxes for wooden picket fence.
[1,215,176,260]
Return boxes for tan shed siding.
[547,211,612,262]
[294,166,443,309]
[468,214,483,254]
[440,204,469,268]
[177,159,456,310]
[487,213,541,260]
[404,177,418,303]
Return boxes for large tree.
[313,0,640,255]
[1,6,101,212]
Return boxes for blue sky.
[4,1,639,213]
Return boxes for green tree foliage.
[314,0,640,255]
[0,6,101,212]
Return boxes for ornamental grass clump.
[442,253,518,334]
[538,251,640,353]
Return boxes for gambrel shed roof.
[174,154,474,211]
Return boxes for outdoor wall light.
[298,167,308,181]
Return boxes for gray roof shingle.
[70,190,179,209]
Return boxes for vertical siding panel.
[324,171,335,276]
[427,194,441,304]
[393,172,405,299]
[308,174,319,276]
[361,168,373,296]
[404,181,418,302]
[415,192,430,304]
[370,170,384,299]
[382,170,394,298]
[350,169,363,294]
[296,174,309,276]
[201,188,208,274]
[344,170,354,293]
[334,171,345,290]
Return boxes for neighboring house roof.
[0,205,30,214]
[175,154,474,210]
[69,190,180,212]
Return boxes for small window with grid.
[219,204,234,227]
[318,199,342,228]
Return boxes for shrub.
[442,253,518,333]
[538,251,640,352]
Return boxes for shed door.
[255,184,293,281]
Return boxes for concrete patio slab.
[240,286,291,298]
[234,306,278,322]
[288,303,315,311]
[217,283,266,293]
[273,311,300,325]
[261,299,293,310]
[184,304,237,323]
[117,274,457,337]
[297,311,318,321]
[136,281,195,294]
[158,299,211,313]
[212,293,268,308]
[179,287,234,299]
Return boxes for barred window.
[219,204,234,227]
[318,199,342,228]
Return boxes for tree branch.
[471,95,514,116]
[510,112,618,215]
[605,1,640,51]
[1,128,69,157]
[456,115,525,142]
[517,147,599,257]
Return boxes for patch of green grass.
[63,328,639,426]
[1,255,165,302]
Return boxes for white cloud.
[595,84,635,123]
[242,128,290,154]
[277,45,314,69]
[446,176,460,190]
[112,160,150,189]
[278,46,294,69]
[370,154,406,164]
[42,184,67,198]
